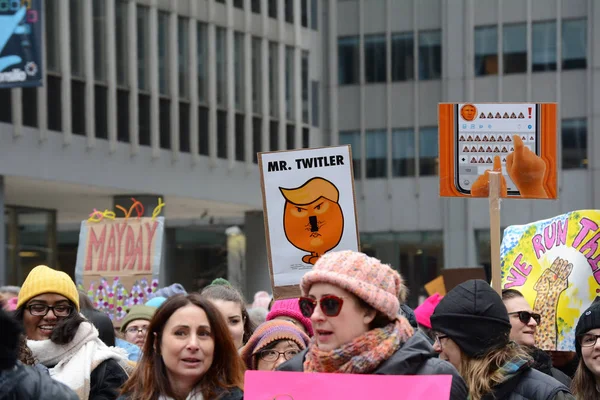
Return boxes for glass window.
[286,124,295,149]
[117,89,129,142]
[138,93,151,145]
[22,88,38,128]
[338,36,360,85]
[268,0,277,19]
[302,51,309,124]
[302,127,309,148]
[285,46,294,120]
[253,117,261,163]
[197,22,208,103]
[234,32,244,111]
[0,90,11,123]
[285,0,294,23]
[301,0,308,27]
[70,0,84,77]
[92,0,106,81]
[251,0,261,13]
[391,32,414,81]
[217,110,227,158]
[339,130,361,179]
[365,34,386,83]
[115,0,128,86]
[311,81,319,127]
[269,42,278,117]
[234,0,244,9]
[72,80,85,135]
[562,19,587,70]
[252,37,262,114]
[474,26,498,76]
[418,30,441,80]
[198,106,209,155]
[270,120,279,150]
[158,11,170,96]
[216,27,227,107]
[503,24,526,74]
[366,130,387,178]
[562,118,587,169]
[532,21,556,72]
[95,85,108,139]
[178,18,189,99]
[392,128,415,177]
[179,102,190,152]
[159,98,171,149]
[311,0,318,30]
[46,0,60,72]
[137,5,150,91]
[47,76,62,131]
[235,114,245,161]
[419,127,438,176]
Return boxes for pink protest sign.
[244,371,453,400]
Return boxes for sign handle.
[488,171,502,295]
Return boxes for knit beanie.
[153,283,187,298]
[145,296,167,308]
[575,297,600,357]
[266,299,314,336]
[17,265,80,311]
[120,305,157,332]
[301,250,405,321]
[414,293,443,329]
[240,320,310,370]
[430,279,511,358]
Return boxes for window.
[252,37,262,113]
[269,42,278,117]
[234,0,244,9]
[562,19,587,70]
[159,99,171,149]
[217,110,227,158]
[339,131,361,179]
[366,130,386,178]
[302,51,309,123]
[198,106,209,155]
[253,117,262,163]
[286,124,295,149]
[301,0,308,27]
[562,118,587,169]
[285,46,294,120]
[268,0,277,19]
[302,127,309,148]
[70,0,84,77]
[532,21,556,72]
[93,0,107,81]
[474,26,498,76]
[251,0,261,13]
[311,0,318,30]
[158,11,170,96]
[391,32,414,81]
[179,102,190,152]
[137,6,150,90]
[72,80,85,135]
[22,88,38,128]
[418,30,441,80]
[47,76,62,131]
[138,93,151,145]
[216,28,227,107]
[235,114,245,161]
[338,36,360,85]
[197,23,208,103]
[115,0,128,86]
[95,85,108,139]
[419,127,438,176]
[46,0,60,72]
[178,18,189,99]
[117,89,129,142]
[365,34,386,83]
[234,32,244,111]
[285,0,294,23]
[311,81,319,127]
[269,120,279,150]
[0,90,12,123]
[503,24,526,74]
[392,129,415,177]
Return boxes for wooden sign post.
[488,171,502,295]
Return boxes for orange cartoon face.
[460,104,477,121]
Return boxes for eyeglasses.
[258,349,300,362]
[579,334,600,348]
[298,295,345,318]
[435,334,448,347]
[508,311,541,325]
[26,304,73,317]
[125,326,149,335]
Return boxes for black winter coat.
[89,358,129,400]
[118,386,243,400]
[529,347,572,388]
[0,362,79,400]
[278,331,468,400]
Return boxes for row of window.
[225,0,318,29]
[339,118,587,180]
[475,18,587,76]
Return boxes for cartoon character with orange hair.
[279,177,344,265]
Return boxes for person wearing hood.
[502,289,571,386]
[431,279,573,400]
[277,250,467,400]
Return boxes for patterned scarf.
[303,317,414,374]
[470,354,532,400]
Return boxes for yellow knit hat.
[17,265,80,311]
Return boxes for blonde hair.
[571,357,600,400]
[458,342,530,400]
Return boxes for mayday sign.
[0,0,43,88]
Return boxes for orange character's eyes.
[290,205,308,218]
[313,201,330,215]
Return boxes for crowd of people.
[0,250,599,400]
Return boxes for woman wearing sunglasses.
[277,250,467,400]
[431,280,573,400]
[571,297,600,399]
[502,289,571,387]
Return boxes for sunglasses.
[508,311,541,325]
[298,295,345,318]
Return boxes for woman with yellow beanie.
[13,265,131,400]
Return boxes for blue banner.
[0,0,43,88]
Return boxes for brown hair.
[201,284,256,344]
[501,289,524,301]
[120,294,245,400]
[571,357,600,399]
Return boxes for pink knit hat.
[266,298,313,336]
[300,250,405,321]
[414,293,443,329]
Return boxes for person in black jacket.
[277,251,467,400]
[0,307,78,400]
[431,280,574,400]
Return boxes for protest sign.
[75,216,164,324]
[500,210,600,351]
[258,145,359,298]
[244,371,452,400]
